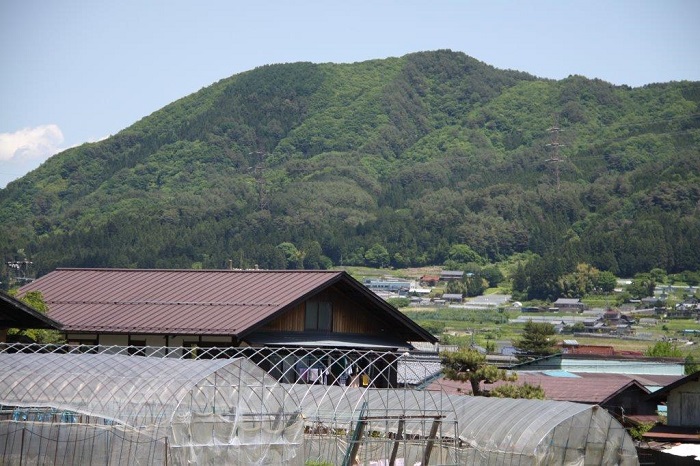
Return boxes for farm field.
[339,266,700,359]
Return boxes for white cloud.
[0,124,64,162]
[0,125,65,188]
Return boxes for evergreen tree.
[515,320,558,357]
[440,347,517,396]
[488,382,546,400]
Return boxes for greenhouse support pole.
[344,419,367,466]
[19,427,25,466]
[164,436,169,466]
[342,401,368,466]
[54,425,60,466]
[421,417,442,466]
[389,417,405,466]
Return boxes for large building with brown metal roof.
[19,268,436,348]
[19,268,438,388]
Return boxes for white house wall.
[66,333,237,349]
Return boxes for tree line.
[1,50,699,286]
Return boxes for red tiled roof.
[19,268,436,342]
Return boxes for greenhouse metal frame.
[0,343,640,465]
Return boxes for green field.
[343,267,700,358]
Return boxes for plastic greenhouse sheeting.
[0,353,303,465]
[291,385,640,466]
[0,350,640,465]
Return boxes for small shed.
[649,371,700,428]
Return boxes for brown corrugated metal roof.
[648,370,700,400]
[18,268,436,342]
[431,371,653,404]
[643,424,700,443]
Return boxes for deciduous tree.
[7,291,64,344]
[645,341,682,358]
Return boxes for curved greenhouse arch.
[293,386,639,465]
[0,353,303,465]
[0,348,639,465]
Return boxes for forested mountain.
[1,50,699,283]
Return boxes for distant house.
[553,298,586,312]
[419,275,440,287]
[602,310,635,335]
[363,278,411,295]
[0,291,62,343]
[577,310,634,335]
[442,293,463,303]
[670,298,700,318]
[18,268,437,388]
[440,270,464,282]
[432,371,658,419]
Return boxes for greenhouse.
[293,385,639,465]
[0,352,303,465]
[0,346,640,465]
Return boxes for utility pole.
[6,260,34,287]
[249,150,269,211]
[545,122,564,190]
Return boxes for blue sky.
[1,0,699,188]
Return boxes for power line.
[248,150,269,211]
[545,120,565,190]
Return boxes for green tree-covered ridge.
[1,50,699,278]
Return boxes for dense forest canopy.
[1,50,699,285]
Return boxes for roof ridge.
[53,268,343,273]
[50,300,279,306]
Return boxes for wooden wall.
[668,380,700,427]
[261,286,386,335]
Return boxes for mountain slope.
[1,50,699,279]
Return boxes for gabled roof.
[0,291,62,330]
[648,370,700,401]
[18,268,436,343]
